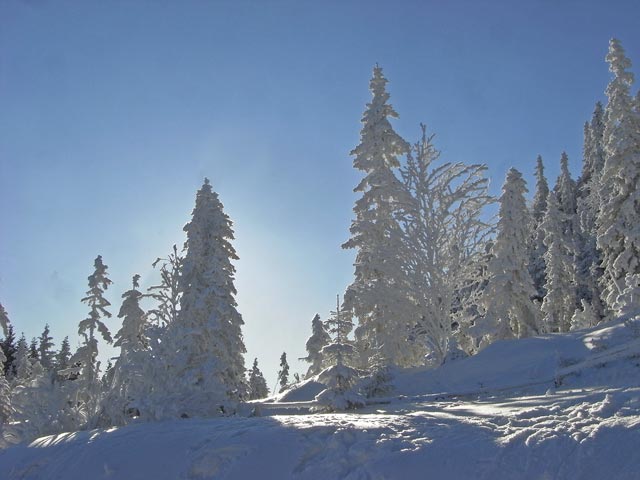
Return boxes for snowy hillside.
[2,320,639,480]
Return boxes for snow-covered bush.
[570,300,599,331]
[313,364,365,412]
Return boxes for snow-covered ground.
[2,320,639,479]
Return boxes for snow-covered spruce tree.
[277,352,290,394]
[577,103,606,223]
[399,124,493,364]
[554,152,580,281]
[300,313,331,377]
[0,304,18,449]
[114,275,147,353]
[14,335,31,383]
[532,155,550,225]
[37,324,55,371]
[55,336,71,373]
[105,274,150,425]
[343,65,416,369]
[162,178,246,418]
[321,295,356,366]
[473,169,540,347]
[597,38,640,312]
[0,346,15,449]
[540,192,579,333]
[65,255,113,427]
[576,103,606,319]
[29,338,38,360]
[0,304,8,339]
[1,324,16,378]
[571,299,599,331]
[554,152,578,234]
[315,295,364,411]
[529,155,549,302]
[247,358,269,400]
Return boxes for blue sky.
[1,0,639,383]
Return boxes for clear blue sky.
[1,0,639,384]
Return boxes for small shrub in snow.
[359,362,394,399]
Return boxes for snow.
[2,319,639,479]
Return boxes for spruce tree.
[322,295,355,367]
[0,305,13,444]
[0,304,9,341]
[106,275,149,425]
[67,255,113,424]
[29,338,38,360]
[554,152,578,238]
[37,325,55,371]
[342,65,413,368]
[315,296,364,411]
[301,314,331,377]
[0,348,13,446]
[541,192,578,333]
[474,169,540,346]
[14,335,31,382]
[114,275,147,354]
[1,324,16,378]
[597,38,640,311]
[247,358,269,400]
[532,155,550,225]
[277,352,290,393]
[577,103,606,200]
[163,178,246,417]
[529,155,550,301]
[55,336,71,372]
[576,103,606,319]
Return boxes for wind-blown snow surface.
[2,320,640,479]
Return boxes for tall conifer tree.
[597,38,640,311]
[163,179,246,417]
[342,65,413,368]
[541,193,578,333]
[529,155,550,301]
[474,169,540,346]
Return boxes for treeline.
[297,38,640,408]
